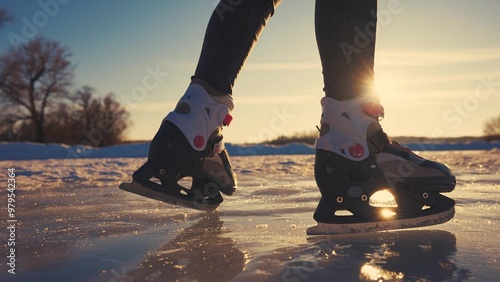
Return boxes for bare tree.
[0,8,12,29]
[37,87,131,146]
[44,102,78,144]
[70,86,129,146]
[77,92,130,147]
[0,37,75,142]
[484,114,500,137]
[74,85,101,133]
[98,93,130,146]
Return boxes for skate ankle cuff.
[315,95,381,160]
[190,78,229,97]
[166,84,233,151]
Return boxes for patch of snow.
[1,140,499,160]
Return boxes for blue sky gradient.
[1,0,499,143]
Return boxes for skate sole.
[119,181,219,211]
[306,206,455,235]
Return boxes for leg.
[193,0,282,96]
[121,0,282,210]
[310,0,456,234]
[315,0,376,100]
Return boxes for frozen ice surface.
[0,150,498,281]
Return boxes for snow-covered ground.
[1,140,499,160]
[0,143,499,281]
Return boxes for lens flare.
[381,209,396,219]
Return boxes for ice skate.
[120,83,237,210]
[307,94,456,235]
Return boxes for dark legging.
[192,0,377,101]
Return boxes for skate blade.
[306,206,455,235]
[119,181,219,211]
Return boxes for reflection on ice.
[234,230,470,281]
[124,212,246,281]
[307,230,470,281]
[360,263,404,281]
[0,152,497,281]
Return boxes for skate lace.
[363,101,422,159]
[391,140,411,152]
[391,139,426,161]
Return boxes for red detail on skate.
[194,135,205,148]
[349,143,365,158]
[363,102,384,119]
[213,142,223,155]
[223,114,233,126]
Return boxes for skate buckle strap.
[211,140,225,155]
[363,102,384,120]
[368,129,390,153]
[223,113,233,126]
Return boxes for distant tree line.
[264,116,500,145]
[265,130,318,146]
[0,9,130,146]
[483,114,500,142]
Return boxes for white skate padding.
[306,207,455,235]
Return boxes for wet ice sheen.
[0,151,498,281]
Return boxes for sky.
[1,0,499,144]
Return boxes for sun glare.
[381,209,396,219]
[372,75,400,100]
[361,263,404,280]
[369,190,397,207]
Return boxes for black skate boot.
[307,95,456,234]
[120,83,237,210]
